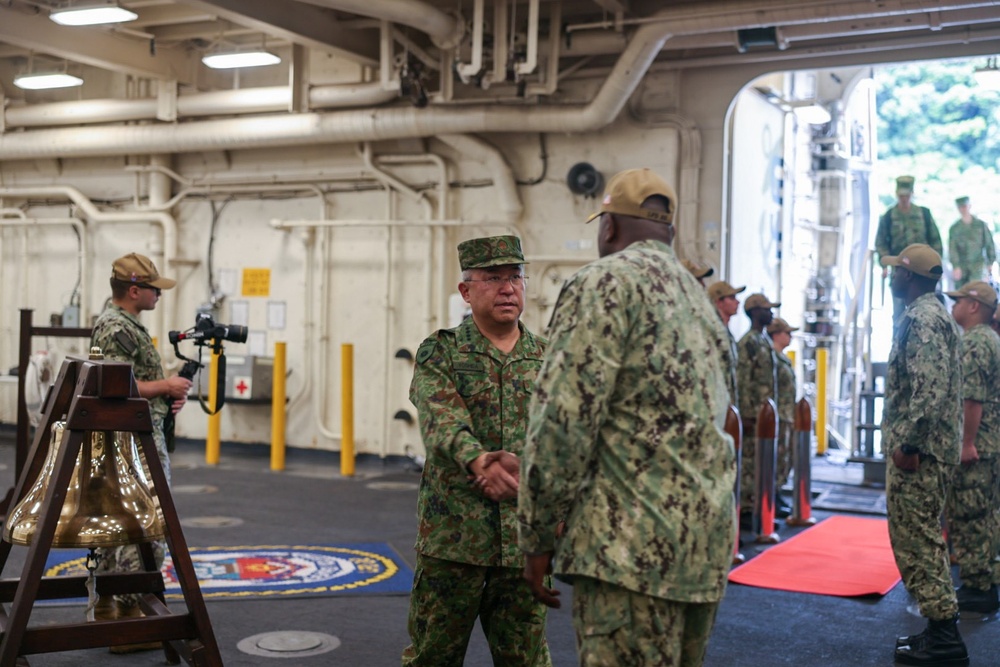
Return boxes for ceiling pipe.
[4,82,400,129]
[0,185,178,337]
[437,134,523,225]
[0,8,673,161]
[294,0,465,49]
[1,2,994,160]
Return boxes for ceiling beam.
[178,0,379,67]
[0,10,199,83]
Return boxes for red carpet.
[728,516,901,597]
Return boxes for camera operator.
[88,252,191,653]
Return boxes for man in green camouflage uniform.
[90,253,192,649]
[402,235,551,667]
[875,176,944,333]
[736,292,782,519]
[881,244,968,666]
[519,169,735,667]
[707,280,746,408]
[948,196,996,289]
[945,280,1000,615]
[767,317,799,496]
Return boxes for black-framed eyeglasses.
[464,275,528,288]
[136,284,162,296]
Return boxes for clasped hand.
[469,451,520,501]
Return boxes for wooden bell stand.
[0,355,222,666]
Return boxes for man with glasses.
[403,235,551,666]
[89,252,192,652]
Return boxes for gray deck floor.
[0,434,994,666]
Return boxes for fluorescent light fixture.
[793,103,832,125]
[50,2,138,26]
[974,58,1000,91]
[13,72,84,90]
[202,50,281,69]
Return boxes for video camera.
[168,313,248,413]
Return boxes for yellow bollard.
[271,342,287,472]
[815,347,828,456]
[206,348,222,465]
[787,349,795,372]
[341,344,355,477]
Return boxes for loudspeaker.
[566,162,604,197]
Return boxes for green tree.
[875,58,1000,236]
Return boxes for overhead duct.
[1,1,991,161]
[0,10,671,161]
[294,0,464,49]
[4,83,400,129]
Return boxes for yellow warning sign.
[242,268,271,297]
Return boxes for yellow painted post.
[206,348,222,465]
[270,342,287,471]
[787,349,795,371]
[341,344,355,477]
[815,347,828,456]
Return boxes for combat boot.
[956,583,999,614]
[894,615,968,666]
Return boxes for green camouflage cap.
[895,175,915,194]
[945,280,998,308]
[879,243,943,280]
[955,196,970,206]
[457,235,527,270]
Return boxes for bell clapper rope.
[84,548,101,622]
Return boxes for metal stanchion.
[787,398,817,526]
[726,405,745,564]
[816,347,828,456]
[270,341,287,472]
[341,343,355,477]
[754,398,780,544]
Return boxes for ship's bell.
[3,422,164,548]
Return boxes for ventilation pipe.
[437,134,522,225]
[295,0,465,49]
[4,82,400,129]
[0,185,178,336]
[0,8,675,160]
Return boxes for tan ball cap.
[707,281,746,302]
[743,293,780,313]
[879,243,943,280]
[945,280,998,308]
[585,168,677,225]
[111,253,176,289]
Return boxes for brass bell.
[4,422,165,548]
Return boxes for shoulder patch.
[415,338,438,364]
[114,330,138,356]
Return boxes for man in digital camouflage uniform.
[519,168,735,667]
[945,280,1000,616]
[708,280,746,408]
[402,235,551,667]
[948,196,996,289]
[881,244,968,666]
[736,292,785,520]
[90,253,192,651]
[767,317,799,502]
[875,176,944,333]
